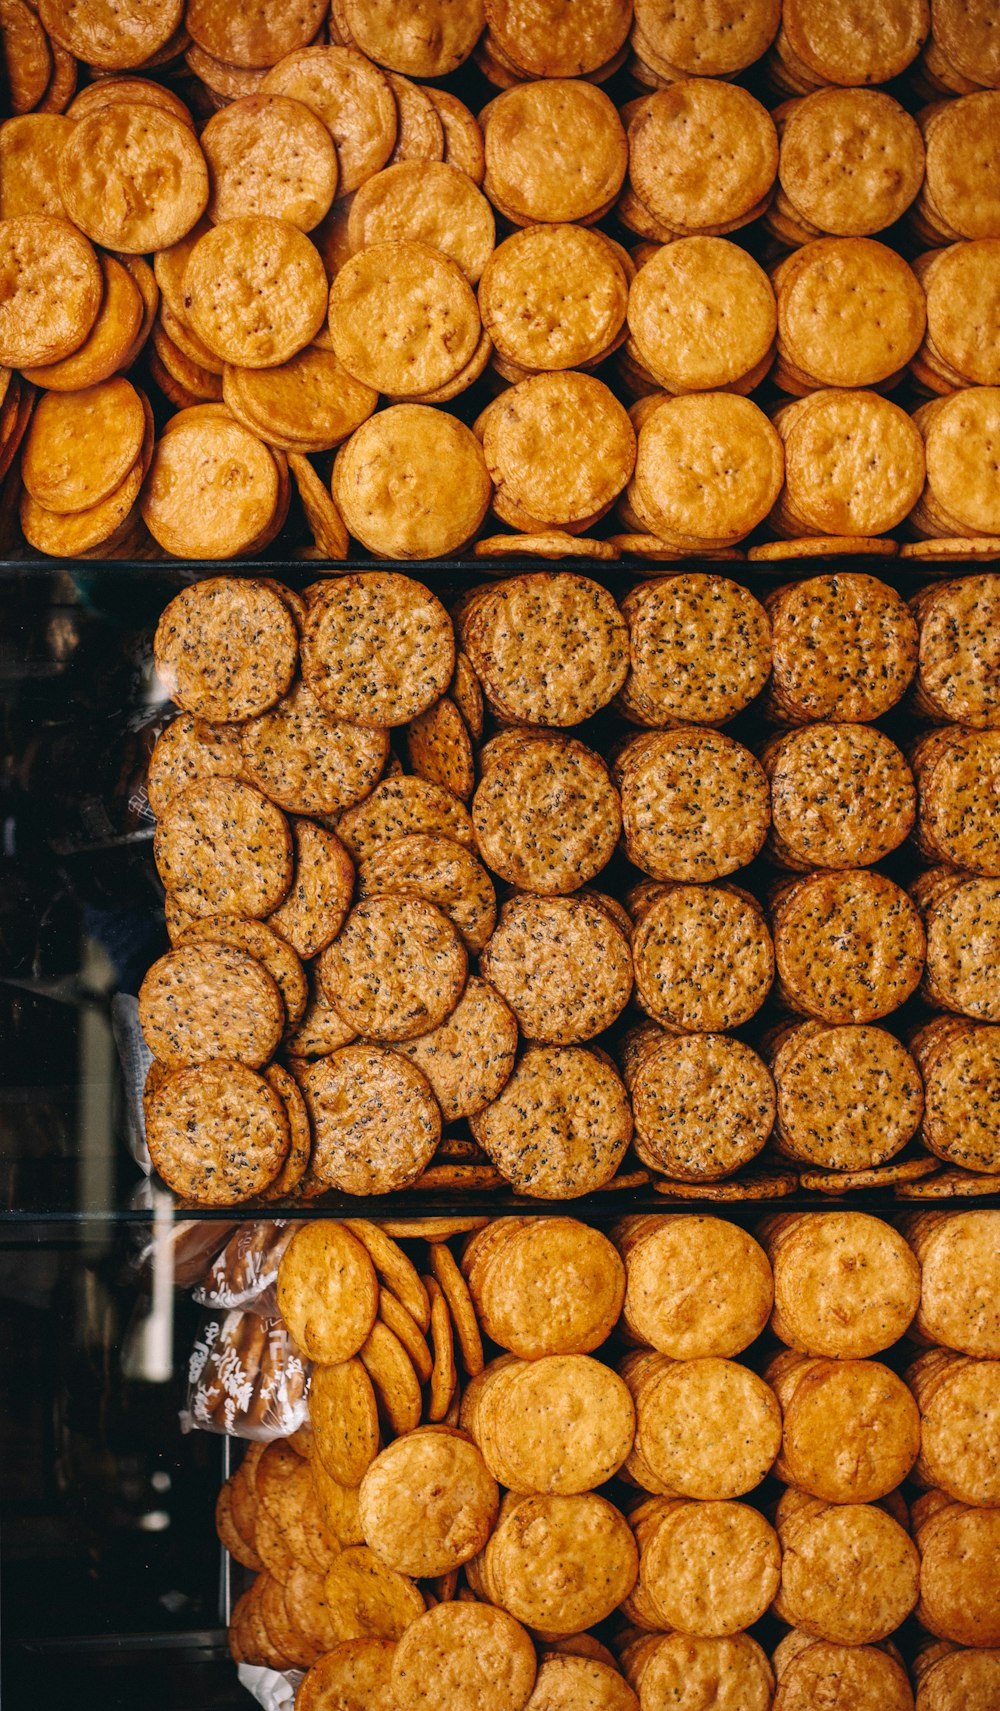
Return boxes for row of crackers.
[136,571,1000,1203]
[210,1211,1000,1706]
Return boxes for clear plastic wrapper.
[181,1309,310,1442]
[193,1222,295,1315]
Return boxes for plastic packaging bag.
[193,1222,295,1315]
[181,1310,310,1441]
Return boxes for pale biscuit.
[779,0,927,84]
[914,390,1000,539]
[359,1429,497,1577]
[919,93,1000,240]
[771,1352,920,1501]
[471,1355,634,1494]
[635,1497,780,1636]
[21,377,145,514]
[481,892,632,1045]
[771,1634,914,1711]
[775,390,925,536]
[348,161,493,283]
[0,215,101,369]
[628,82,777,233]
[40,0,184,71]
[484,0,631,75]
[485,1491,637,1637]
[766,1210,920,1356]
[774,238,926,388]
[184,217,327,367]
[775,1494,920,1645]
[185,0,326,70]
[615,1215,772,1357]
[917,242,1000,388]
[333,405,491,559]
[328,240,480,396]
[630,394,783,547]
[915,1499,1000,1646]
[620,1633,773,1711]
[633,0,780,75]
[624,1354,780,1498]
[59,104,208,253]
[224,346,375,456]
[905,1209,1000,1355]
[777,89,924,236]
[627,239,776,391]
[277,1220,377,1362]
[468,1217,624,1359]
[763,724,916,869]
[909,1349,1000,1505]
[0,114,72,220]
[483,372,635,531]
[142,410,282,559]
[480,225,626,371]
[297,1035,444,1189]
[482,80,627,225]
[391,1603,536,1711]
[470,1044,631,1198]
[201,93,338,230]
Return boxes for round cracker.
[485,1491,637,1637]
[347,161,494,284]
[480,224,626,370]
[458,571,629,727]
[481,893,631,1045]
[772,1020,923,1170]
[21,253,144,392]
[626,1028,775,1181]
[178,915,307,1032]
[277,1221,378,1362]
[40,0,183,69]
[336,0,483,77]
[224,347,376,454]
[764,724,915,871]
[357,832,494,954]
[142,412,282,559]
[146,1060,289,1203]
[775,1496,920,1645]
[405,698,474,804]
[472,732,621,896]
[0,114,72,221]
[138,941,284,1068]
[319,895,465,1041]
[616,728,769,883]
[628,238,776,391]
[483,372,634,530]
[300,1043,441,1192]
[470,1044,631,1198]
[471,1218,623,1359]
[328,239,480,396]
[261,46,397,194]
[0,0,51,113]
[0,215,101,368]
[627,1354,780,1499]
[631,881,774,1032]
[773,869,925,1024]
[389,976,517,1122]
[474,1356,635,1494]
[332,404,491,558]
[301,571,454,728]
[310,1358,380,1488]
[298,1639,397,1711]
[201,93,337,230]
[184,216,328,367]
[154,777,292,920]
[776,237,925,388]
[21,377,145,514]
[58,104,208,253]
[617,1213,772,1357]
[186,0,326,69]
[336,776,473,863]
[241,679,388,816]
[768,1210,920,1357]
[427,88,484,183]
[360,1429,497,1577]
[154,579,297,722]
[268,817,355,960]
[773,1354,920,1503]
[391,1602,535,1711]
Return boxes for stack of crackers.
[211,1207,1000,1706]
[2,0,1000,559]
[138,565,1000,1206]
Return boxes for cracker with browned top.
[302,571,454,729]
[146,1060,289,1203]
[631,881,774,1032]
[470,1044,631,1198]
[300,1043,441,1193]
[472,732,620,895]
[154,777,293,919]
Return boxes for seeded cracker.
[470,1044,631,1198]
[155,579,298,724]
[267,819,354,961]
[473,733,620,895]
[405,699,475,802]
[154,778,292,921]
[771,1021,923,1169]
[763,724,915,869]
[631,881,774,1032]
[301,572,453,728]
[482,894,632,1045]
[139,942,284,1068]
[625,1027,774,1180]
[146,1062,289,1204]
[300,1044,440,1193]
[772,870,925,1024]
